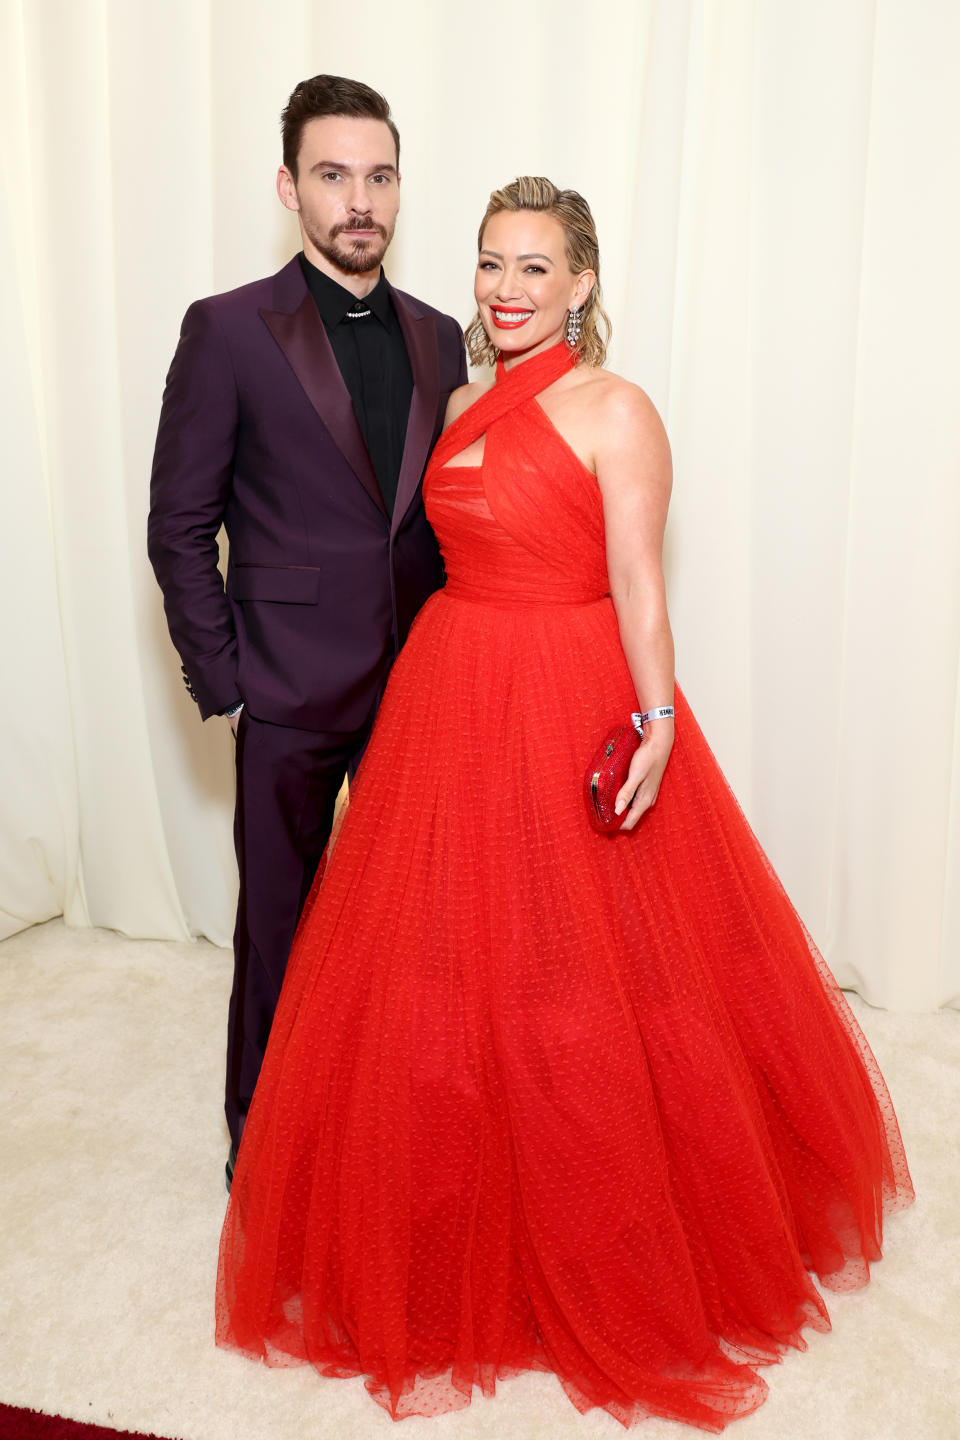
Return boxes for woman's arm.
[593,380,675,832]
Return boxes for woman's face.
[474,210,593,361]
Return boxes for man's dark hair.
[281,74,400,178]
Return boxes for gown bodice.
[424,343,610,608]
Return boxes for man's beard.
[307,217,394,276]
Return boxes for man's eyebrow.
[478,248,554,263]
[310,160,398,175]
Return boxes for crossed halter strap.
[430,341,576,471]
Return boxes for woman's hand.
[615,723,674,831]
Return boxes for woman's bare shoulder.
[578,368,666,436]
[442,376,494,430]
[579,369,672,493]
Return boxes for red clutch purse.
[584,719,642,832]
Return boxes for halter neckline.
[495,341,576,386]
[429,342,576,474]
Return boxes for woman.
[216,178,913,1430]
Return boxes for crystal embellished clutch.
[585,708,675,832]
[584,719,642,832]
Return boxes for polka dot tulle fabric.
[216,343,913,1430]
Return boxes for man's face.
[278,115,400,278]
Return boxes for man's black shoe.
[225,1141,238,1194]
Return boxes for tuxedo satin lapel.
[392,291,441,533]
[260,294,387,518]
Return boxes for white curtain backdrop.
[2,0,958,1009]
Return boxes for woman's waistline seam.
[439,589,610,610]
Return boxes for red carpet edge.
[0,1404,176,1440]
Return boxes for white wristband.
[631,706,674,738]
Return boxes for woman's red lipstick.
[490,306,534,330]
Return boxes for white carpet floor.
[0,918,957,1440]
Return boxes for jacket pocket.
[230,564,323,604]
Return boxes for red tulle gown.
[216,342,913,1431]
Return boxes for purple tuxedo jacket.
[148,257,467,730]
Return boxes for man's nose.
[347,179,372,214]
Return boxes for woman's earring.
[566,304,583,349]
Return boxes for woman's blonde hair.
[464,176,611,368]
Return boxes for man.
[148,76,467,1186]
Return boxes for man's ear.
[277,166,300,213]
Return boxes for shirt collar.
[298,252,392,328]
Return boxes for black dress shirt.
[299,253,413,516]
